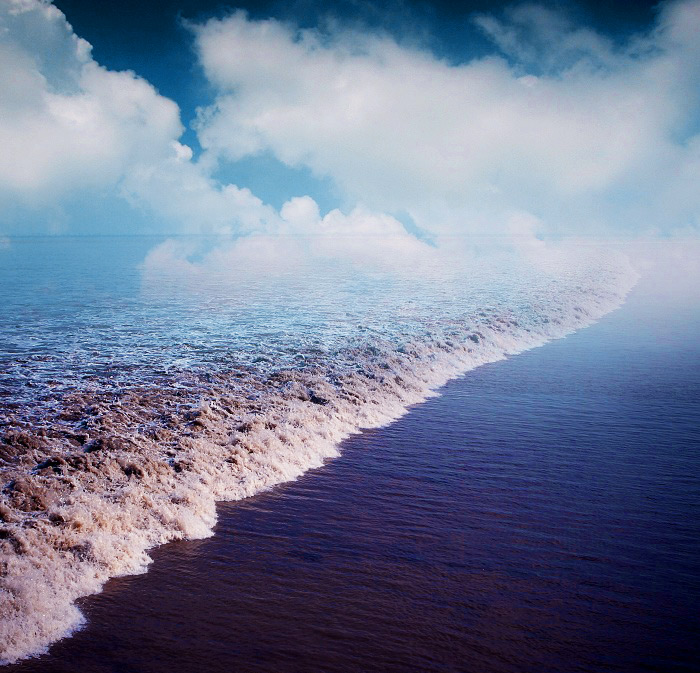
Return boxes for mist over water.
[0,236,637,664]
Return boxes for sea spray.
[0,244,638,664]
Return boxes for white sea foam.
[0,249,638,665]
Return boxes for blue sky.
[1,0,699,250]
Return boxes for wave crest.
[0,252,638,665]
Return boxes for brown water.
[8,275,700,673]
[1,237,637,665]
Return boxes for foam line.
[0,255,638,665]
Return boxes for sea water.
[9,261,697,673]
[0,235,639,664]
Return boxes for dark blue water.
[9,274,700,673]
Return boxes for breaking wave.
[0,245,638,665]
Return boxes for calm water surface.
[8,271,700,673]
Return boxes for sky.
[0,0,699,259]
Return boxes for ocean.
[1,235,697,671]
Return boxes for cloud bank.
[1,0,699,255]
[0,0,181,203]
[192,1,700,239]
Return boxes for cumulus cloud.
[2,0,698,264]
[0,2,293,242]
[192,1,700,239]
[0,0,182,205]
[120,142,280,236]
[0,0,432,262]
[140,194,445,289]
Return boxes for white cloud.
[0,0,298,240]
[0,0,419,253]
[141,194,443,286]
[192,2,700,239]
[120,143,281,235]
[2,0,698,256]
[0,0,182,205]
